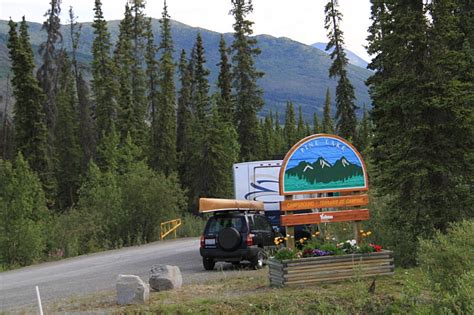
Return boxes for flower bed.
[268,250,394,287]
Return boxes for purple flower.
[313,249,331,256]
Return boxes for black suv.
[200,211,278,270]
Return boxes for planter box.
[268,250,394,287]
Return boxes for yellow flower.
[367,231,372,236]
[362,233,367,237]
[360,230,364,233]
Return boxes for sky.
[0,0,372,61]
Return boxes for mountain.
[285,157,363,184]
[0,19,372,120]
[311,42,369,69]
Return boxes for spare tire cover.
[218,227,241,251]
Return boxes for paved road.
[0,237,233,311]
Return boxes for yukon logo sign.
[279,134,368,195]
[320,214,333,221]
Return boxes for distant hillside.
[0,19,372,120]
[311,42,369,69]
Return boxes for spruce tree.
[322,88,335,134]
[321,88,334,134]
[91,0,118,140]
[190,32,210,123]
[365,0,473,266]
[196,105,240,199]
[176,50,193,188]
[216,35,233,123]
[68,7,96,175]
[273,112,286,157]
[230,0,265,161]
[355,104,371,153]
[152,0,177,175]
[7,18,54,198]
[324,0,357,140]
[313,112,321,134]
[284,101,297,149]
[114,4,136,143]
[261,114,275,159]
[296,106,305,140]
[37,0,62,138]
[54,51,82,209]
[145,18,159,149]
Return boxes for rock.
[116,274,149,305]
[149,264,183,291]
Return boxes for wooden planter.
[268,250,394,287]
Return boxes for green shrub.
[319,243,344,255]
[0,155,49,267]
[418,220,474,314]
[274,248,298,261]
[177,213,206,238]
[418,220,474,291]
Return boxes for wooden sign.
[281,209,370,226]
[281,194,368,211]
[279,134,368,195]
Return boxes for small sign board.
[281,209,370,226]
[279,134,368,195]
[280,194,369,211]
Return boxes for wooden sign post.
[278,134,370,249]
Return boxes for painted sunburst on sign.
[279,134,368,195]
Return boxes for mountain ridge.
[0,18,372,120]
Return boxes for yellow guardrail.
[160,218,182,240]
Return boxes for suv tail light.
[200,235,205,248]
[246,233,254,246]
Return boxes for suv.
[200,211,278,270]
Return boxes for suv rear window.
[205,216,247,234]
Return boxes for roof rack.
[199,198,264,213]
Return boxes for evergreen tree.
[273,112,286,157]
[230,0,265,161]
[7,18,54,198]
[190,32,210,123]
[195,105,240,199]
[313,112,321,134]
[91,0,118,140]
[68,7,96,175]
[152,0,177,175]
[366,0,473,266]
[114,4,142,144]
[128,0,148,148]
[176,50,193,188]
[284,101,297,149]
[261,114,275,159]
[322,88,335,133]
[54,51,82,210]
[216,35,233,123]
[324,0,357,140]
[37,0,62,138]
[145,18,159,150]
[296,106,305,140]
[0,154,49,266]
[355,104,371,153]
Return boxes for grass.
[20,266,431,314]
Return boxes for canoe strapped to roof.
[199,198,264,213]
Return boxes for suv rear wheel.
[203,257,215,270]
[250,249,265,270]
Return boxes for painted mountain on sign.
[284,157,364,192]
